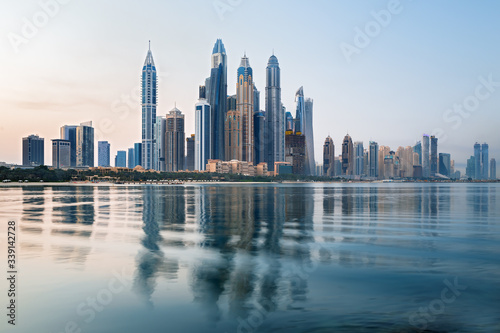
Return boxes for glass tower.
[265,54,283,171]
[237,54,254,162]
[141,42,157,170]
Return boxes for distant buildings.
[422,135,430,177]
[153,116,166,171]
[491,158,497,179]
[98,141,110,167]
[430,135,438,177]
[253,111,265,165]
[115,151,126,167]
[304,97,315,175]
[22,134,44,166]
[341,134,353,175]
[134,143,142,168]
[369,141,379,178]
[285,132,305,175]
[473,143,489,180]
[353,141,364,176]
[127,148,135,169]
[61,121,94,168]
[52,139,70,169]
[439,153,451,177]
[165,107,185,172]
[323,136,334,176]
[186,134,195,171]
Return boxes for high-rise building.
[254,111,265,165]
[206,39,227,161]
[466,156,475,179]
[225,110,241,161]
[195,99,211,171]
[438,153,451,177]
[76,121,94,167]
[237,54,254,162]
[98,141,110,167]
[52,139,70,169]
[285,111,294,132]
[294,87,304,134]
[353,141,364,176]
[285,132,305,175]
[430,136,438,177]
[378,145,390,179]
[323,136,334,176]
[115,151,126,167]
[396,146,415,178]
[134,143,142,168]
[304,97,315,175]
[128,148,135,169]
[341,134,354,175]
[22,134,44,166]
[491,158,497,180]
[474,143,481,180]
[265,54,284,171]
[153,116,166,171]
[141,42,157,170]
[369,141,379,178]
[413,141,422,165]
[227,94,237,113]
[186,134,195,171]
[422,135,430,177]
[60,125,77,166]
[482,143,489,180]
[253,85,260,112]
[165,107,185,172]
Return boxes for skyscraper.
[353,141,364,176]
[115,151,126,167]
[141,42,157,170]
[165,107,185,172]
[323,136,334,176]
[225,110,241,161]
[482,143,489,180]
[60,125,77,166]
[153,116,166,171]
[285,111,294,132]
[253,85,260,112]
[254,111,265,165]
[491,158,497,180]
[195,99,211,171]
[128,148,135,169]
[369,141,379,178]
[439,153,451,177]
[466,156,475,179]
[265,54,284,171]
[474,143,482,180]
[134,142,142,168]
[186,134,195,171]
[413,141,422,165]
[98,141,110,167]
[285,132,306,175]
[294,87,304,134]
[76,121,94,167]
[52,139,70,169]
[237,54,254,162]
[207,39,227,161]
[430,135,438,177]
[22,134,44,166]
[341,134,354,175]
[304,97,315,175]
[422,135,430,177]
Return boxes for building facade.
[422,135,430,177]
[369,141,379,178]
[237,54,254,162]
[76,121,94,167]
[141,43,157,170]
[430,135,438,177]
[115,151,126,167]
[98,141,110,167]
[195,99,211,171]
[52,139,70,169]
[186,134,195,171]
[323,136,334,176]
[165,107,185,172]
[341,134,354,175]
[22,134,44,166]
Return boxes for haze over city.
[1,0,499,173]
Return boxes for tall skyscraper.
[22,134,44,166]
[254,111,265,165]
[52,139,70,169]
[466,156,475,179]
[285,132,306,175]
[430,136,438,177]
[128,148,135,169]
[341,134,354,175]
[413,141,422,165]
[207,39,227,161]
[134,142,142,168]
[482,143,489,180]
[60,125,77,166]
[237,54,254,162]
[304,97,315,175]
[153,116,166,171]
[225,110,241,161]
[491,158,497,180]
[294,87,304,134]
[422,135,430,177]
[115,151,126,167]
[265,54,284,171]
[186,134,195,171]
[439,153,451,177]
[323,136,334,176]
[97,141,110,167]
[253,85,260,112]
[353,141,364,176]
[195,99,211,171]
[378,145,390,179]
[165,107,185,172]
[285,111,294,132]
[369,141,379,178]
[141,42,157,170]
[474,143,482,180]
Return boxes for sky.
[1,0,499,174]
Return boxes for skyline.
[1,1,500,173]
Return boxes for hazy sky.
[1,0,499,173]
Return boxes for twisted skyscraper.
[265,54,284,171]
[141,42,157,170]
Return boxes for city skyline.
[1,1,500,174]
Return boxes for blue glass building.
[141,42,157,170]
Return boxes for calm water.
[0,183,499,333]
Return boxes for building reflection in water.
[51,186,95,225]
[21,186,45,225]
